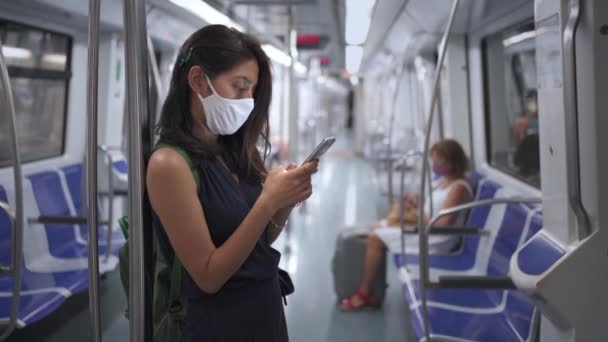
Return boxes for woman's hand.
[403,193,419,210]
[261,161,318,213]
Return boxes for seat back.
[458,179,502,258]
[27,170,88,259]
[486,203,531,276]
[0,186,12,270]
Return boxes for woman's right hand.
[261,161,318,213]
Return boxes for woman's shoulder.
[148,147,195,180]
[448,178,473,197]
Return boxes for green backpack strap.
[154,143,200,306]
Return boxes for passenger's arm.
[147,149,315,294]
[267,206,292,244]
[432,183,472,227]
[266,162,317,244]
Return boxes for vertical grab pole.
[85,0,102,340]
[123,0,150,340]
[0,39,24,342]
[562,0,591,240]
[386,64,405,204]
[146,34,164,130]
[416,0,461,339]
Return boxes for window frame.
[481,18,540,189]
[0,18,73,166]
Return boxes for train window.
[482,21,540,188]
[0,20,71,167]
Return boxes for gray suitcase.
[332,227,387,306]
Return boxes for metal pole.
[386,64,406,204]
[0,38,24,342]
[146,34,163,130]
[287,11,298,162]
[416,0,461,339]
[86,0,102,340]
[123,0,150,340]
[105,152,114,262]
[563,0,591,240]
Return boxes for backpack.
[118,143,199,342]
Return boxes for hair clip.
[179,48,193,67]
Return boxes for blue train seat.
[394,178,502,271]
[61,163,124,254]
[393,174,543,341]
[0,185,86,326]
[0,164,125,327]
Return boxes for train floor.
[5,131,417,342]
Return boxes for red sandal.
[340,290,376,311]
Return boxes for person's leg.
[341,232,387,310]
[359,233,386,295]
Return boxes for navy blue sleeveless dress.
[155,155,288,342]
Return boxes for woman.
[147,25,317,341]
[341,139,472,311]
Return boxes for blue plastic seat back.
[0,186,12,270]
[487,203,530,276]
[459,179,502,256]
[113,160,128,174]
[61,163,114,244]
[505,289,537,340]
[466,170,484,195]
[27,170,87,259]
[525,210,543,240]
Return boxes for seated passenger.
[513,90,539,143]
[341,139,473,311]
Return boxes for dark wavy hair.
[156,25,271,181]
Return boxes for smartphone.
[301,137,336,165]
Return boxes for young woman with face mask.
[147,25,317,341]
[341,139,472,311]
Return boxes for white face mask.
[197,74,254,135]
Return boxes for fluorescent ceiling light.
[1,46,32,60]
[503,31,536,47]
[169,0,243,31]
[345,0,376,45]
[262,44,292,67]
[346,45,363,74]
[294,61,307,75]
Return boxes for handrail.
[86,0,102,340]
[424,197,542,233]
[397,148,424,260]
[98,145,121,262]
[0,37,24,342]
[415,1,461,338]
[419,197,541,288]
[563,0,591,240]
[123,0,151,340]
[386,64,407,204]
[146,33,163,134]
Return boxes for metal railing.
[85,0,102,340]
[123,0,151,340]
[416,197,541,334]
[98,145,125,262]
[0,37,25,342]
[563,0,591,240]
[415,0,461,338]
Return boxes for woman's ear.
[187,65,209,97]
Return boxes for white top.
[424,179,473,219]
[375,178,474,254]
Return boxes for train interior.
[1,0,608,341]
